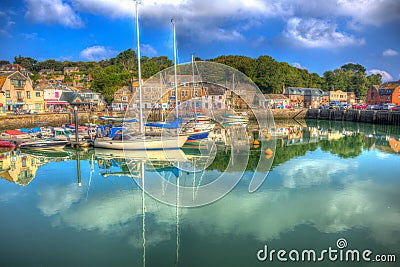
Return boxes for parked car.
[366,105,376,110]
[352,103,367,110]
[376,103,395,110]
[383,103,396,110]
[392,106,400,111]
[319,104,329,109]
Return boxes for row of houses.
[366,82,400,105]
[111,79,365,112]
[263,88,356,109]
[0,70,105,115]
[111,77,228,112]
[0,64,92,90]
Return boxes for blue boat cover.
[145,119,182,129]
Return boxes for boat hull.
[19,140,69,150]
[94,135,188,150]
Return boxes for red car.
[392,106,400,111]
[352,104,367,109]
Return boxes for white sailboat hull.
[94,135,188,150]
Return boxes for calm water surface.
[0,120,399,267]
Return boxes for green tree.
[341,63,366,74]
[0,60,10,66]
[115,49,137,72]
[13,56,37,70]
[90,65,131,103]
[366,73,382,87]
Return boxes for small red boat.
[0,140,15,149]
[2,130,31,139]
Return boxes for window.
[181,91,185,96]
[122,96,127,102]
[26,91,31,99]
[194,90,198,96]
[17,92,22,100]
[6,90,10,98]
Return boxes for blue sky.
[1,0,399,81]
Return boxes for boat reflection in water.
[0,120,399,267]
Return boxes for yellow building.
[329,90,348,103]
[0,151,41,186]
[0,71,44,114]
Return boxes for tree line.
[3,51,385,103]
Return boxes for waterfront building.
[284,87,324,108]
[263,94,290,108]
[366,82,400,105]
[60,89,106,110]
[283,87,304,107]
[41,84,71,111]
[0,71,44,114]
[347,91,357,104]
[112,85,135,111]
[201,83,226,110]
[329,89,348,103]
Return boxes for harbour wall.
[0,112,93,130]
[305,109,400,126]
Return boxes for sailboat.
[94,3,187,150]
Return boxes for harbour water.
[0,120,399,266]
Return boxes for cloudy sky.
[0,0,399,81]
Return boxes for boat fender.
[98,132,103,138]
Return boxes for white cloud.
[336,0,400,27]
[383,48,399,56]
[25,0,84,28]
[37,184,82,216]
[141,44,157,57]
[368,69,394,82]
[277,158,355,189]
[291,62,306,69]
[79,46,118,61]
[283,17,365,48]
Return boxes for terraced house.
[0,71,44,115]
[366,82,400,105]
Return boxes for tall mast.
[171,19,179,122]
[191,54,196,116]
[136,1,144,134]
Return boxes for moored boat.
[0,140,16,149]
[19,140,69,150]
[94,134,188,150]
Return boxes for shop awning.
[45,101,69,105]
